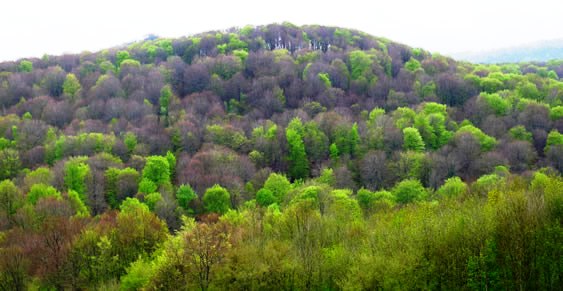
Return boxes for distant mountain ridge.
[453,38,563,63]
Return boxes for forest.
[0,23,561,290]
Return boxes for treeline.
[0,23,562,289]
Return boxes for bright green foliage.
[0,137,10,150]
[436,177,468,198]
[144,192,162,211]
[99,60,116,74]
[68,189,89,216]
[517,81,541,100]
[473,173,503,195]
[403,127,425,152]
[263,173,291,203]
[404,57,421,72]
[457,125,497,151]
[256,188,276,206]
[414,111,452,150]
[480,93,510,115]
[165,151,176,181]
[327,189,362,221]
[0,179,22,223]
[233,49,248,62]
[27,183,62,205]
[159,85,172,123]
[318,72,332,88]
[368,107,385,123]
[357,188,395,212]
[120,197,149,213]
[139,178,158,194]
[203,184,231,214]
[394,107,416,129]
[0,149,21,180]
[318,168,336,186]
[116,50,131,66]
[349,50,373,80]
[142,156,171,186]
[392,179,427,204]
[286,118,309,180]
[19,60,33,72]
[509,125,532,142]
[422,102,447,115]
[329,143,339,160]
[62,73,81,101]
[64,158,91,201]
[114,198,167,276]
[24,167,53,188]
[550,106,563,120]
[349,123,360,157]
[121,258,155,290]
[226,34,248,52]
[547,70,559,79]
[124,132,137,153]
[176,184,197,210]
[120,58,141,69]
[545,130,563,152]
[480,77,504,93]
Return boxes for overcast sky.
[1,0,562,61]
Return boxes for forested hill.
[0,23,562,290]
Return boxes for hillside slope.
[0,23,561,290]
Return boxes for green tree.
[456,124,497,151]
[0,180,22,225]
[203,184,231,214]
[329,143,339,160]
[392,179,427,204]
[256,188,276,206]
[138,178,158,194]
[142,156,171,186]
[68,189,89,216]
[19,60,33,72]
[404,57,421,72]
[165,151,176,182]
[144,192,162,211]
[176,184,197,210]
[509,125,532,142]
[349,123,360,157]
[124,132,137,154]
[545,130,563,153]
[436,177,467,198]
[403,127,425,152]
[116,50,131,66]
[64,158,91,202]
[263,173,292,204]
[62,73,82,101]
[0,149,21,180]
[159,85,172,125]
[27,183,62,205]
[286,118,309,180]
[357,188,395,213]
[349,50,373,80]
[317,72,332,88]
[480,93,510,115]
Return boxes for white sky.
[1,0,562,61]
